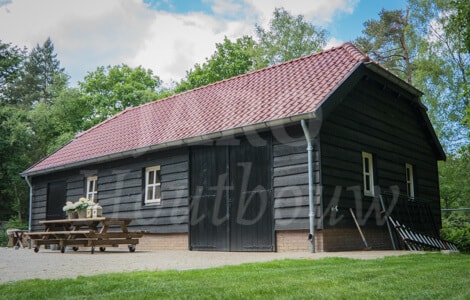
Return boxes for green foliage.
[439,146,470,252]
[439,146,470,209]
[0,40,26,99]
[0,38,72,221]
[0,255,469,299]
[408,0,469,150]
[355,9,414,83]
[441,212,470,253]
[79,64,162,126]
[175,36,257,93]
[254,7,327,68]
[447,1,470,52]
[0,105,31,220]
[10,38,67,107]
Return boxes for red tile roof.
[24,42,370,175]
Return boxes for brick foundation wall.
[321,227,393,252]
[129,233,189,251]
[276,227,393,252]
[119,228,392,252]
[276,230,324,252]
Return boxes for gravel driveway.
[0,247,411,283]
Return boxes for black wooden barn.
[22,43,445,252]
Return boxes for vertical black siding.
[320,76,442,229]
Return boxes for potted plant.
[75,198,93,219]
[63,201,78,219]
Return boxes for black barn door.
[230,138,273,251]
[190,146,229,250]
[46,181,67,220]
[190,137,273,252]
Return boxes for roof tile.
[24,42,368,175]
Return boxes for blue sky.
[145,0,407,41]
[0,0,407,85]
[328,0,407,41]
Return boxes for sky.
[0,0,406,86]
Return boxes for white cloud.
[208,0,243,17]
[325,37,344,49]
[0,0,155,84]
[243,0,359,26]
[129,11,252,84]
[0,0,358,86]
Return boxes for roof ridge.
[340,42,370,62]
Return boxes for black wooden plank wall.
[320,77,441,229]
[30,181,47,231]
[29,173,76,231]
[272,126,321,231]
[30,148,189,233]
[95,149,189,233]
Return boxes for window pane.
[148,171,155,185]
[365,175,370,191]
[156,169,161,184]
[364,157,369,173]
[155,185,161,200]
[147,187,154,200]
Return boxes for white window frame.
[362,152,375,197]
[405,163,415,199]
[145,166,161,205]
[86,176,98,201]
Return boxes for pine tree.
[14,37,67,107]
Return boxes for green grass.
[1,253,469,299]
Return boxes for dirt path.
[0,247,412,283]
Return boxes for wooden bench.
[28,218,143,254]
[83,231,144,239]
[26,231,92,239]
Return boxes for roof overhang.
[22,111,317,177]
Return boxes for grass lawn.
[1,253,468,299]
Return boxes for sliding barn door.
[190,137,273,252]
[190,146,229,250]
[229,138,273,251]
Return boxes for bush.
[441,225,470,253]
[441,211,470,253]
[0,217,28,247]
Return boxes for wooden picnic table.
[26,217,143,254]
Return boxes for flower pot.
[67,211,78,219]
[77,209,87,219]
